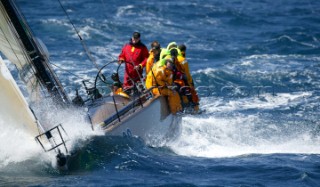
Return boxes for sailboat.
[0,0,70,167]
[82,61,180,143]
[0,0,181,167]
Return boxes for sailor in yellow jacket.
[177,44,200,112]
[163,43,200,112]
[145,58,182,114]
[177,44,193,86]
[146,41,161,75]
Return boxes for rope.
[57,0,100,71]
[49,62,90,82]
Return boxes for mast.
[0,0,69,104]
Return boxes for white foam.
[203,92,312,113]
[0,102,103,169]
[0,117,43,168]
[168,114,320,158]
[116,5,135,17]
[41,18,72,28]
[167,92,320,158]
[195,67,217,75]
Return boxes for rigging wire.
[49,62,91,83]
[98,0,118,62]
[18,1,69,102]
[57,0,100,71]
[50,59,118,86]
[0,10,44,96]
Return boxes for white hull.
[106,96,180,142]
[89,95,181,143]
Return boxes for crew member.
[163,43,200,113]
[145,58,182,114]
[146,41,161,75]
[118,32,149,91]
[177,44,200,112]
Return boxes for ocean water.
[1,0,320,186]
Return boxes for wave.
[192,53,320,96]
[167,93,320,158]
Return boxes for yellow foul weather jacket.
[145,61,182,114]
[146,50,154,75]
[177,55,193,86]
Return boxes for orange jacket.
[177,55,193,86]
[146,50,154,75]
[145,62,173,95]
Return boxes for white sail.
[0,55,40,136]
[0,2,41,101]
[0,1,70,166]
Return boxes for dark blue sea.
[1,0,320,186]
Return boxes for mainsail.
[0,55,41,136]
[0,1,70,162]
[0,0,69,103]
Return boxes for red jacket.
[118,41,149,87]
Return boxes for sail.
[0,1,41,101]
[0,0,69,104]
[0,55,41,136]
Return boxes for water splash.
[168,94,320,158]
[0,101,103,170]
[0,117,43,168]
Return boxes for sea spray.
[0,99,104,169]
[167,95,320,158]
